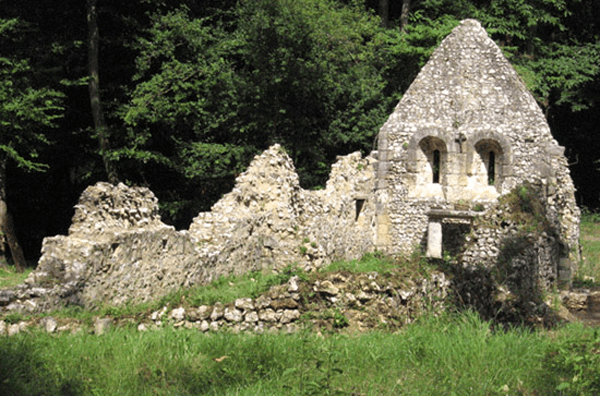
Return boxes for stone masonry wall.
[374,20,579,262]
[0,145,380,312]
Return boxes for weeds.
[322,252,396,274]
[544,324,600,395]
[188,265,306,306]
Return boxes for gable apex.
[386,19,548,135]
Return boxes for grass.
[0,265,32,289]
[576,209,600,285]
[322,249,435,279]
[186,265,307,307]
[1,311,599,395]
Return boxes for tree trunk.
[0,157,27,273]
[400,0,411,33]
[87,0,119,185]
[378,0,389,27]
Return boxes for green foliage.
[528,41,600,111]
[2,312,25,325]
[544,325,600,395]
[473,203,485,212]
[499,183,550,232]
[0,18,64,171]
[122,0,395,206]
[376,12,459,92]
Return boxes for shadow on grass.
[0,335,85,396]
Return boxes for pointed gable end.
[373,19,578,259]
[396,19,545,130]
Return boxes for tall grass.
[2,311,596,396]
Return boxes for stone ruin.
[371,19,579,262]
[0,19,580,315]
[1,147,379,311]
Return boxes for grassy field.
[1,218,600,395]
[1,311,599,395]
[577,210,600,285]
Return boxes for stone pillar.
[426,218,443,258]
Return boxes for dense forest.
[0,0,599,265]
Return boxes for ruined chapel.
[0,19,581,312]
[369,19,579,260]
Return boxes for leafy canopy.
[0,18,63,171]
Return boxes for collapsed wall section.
[189,144,378,274]
[1,145,379,312]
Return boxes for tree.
[122,0,394,223]
[87,0,119,184]
[0,18,63,271]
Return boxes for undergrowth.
[1,311,599,395]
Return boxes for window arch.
[418,136,448,187]
[474,139,503,190]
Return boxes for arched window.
[433,150,441,184]
[474,139,503,192]
[488,151,495,185]
[408,135,448,198]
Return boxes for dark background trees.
[0,0,598,265]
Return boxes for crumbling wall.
[454,183,573,322]
[0,145,379,312]
[189,144,378,276]
[3,183,208,311]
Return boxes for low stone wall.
[1,270,451,336]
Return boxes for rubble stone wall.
[374,20,580,262]
[0,145,381,312]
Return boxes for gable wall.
[373,20,579,257]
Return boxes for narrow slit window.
[355,199,365,221]
[432,149,440,184]
[488,151,495,185]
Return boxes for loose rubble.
[0,270,451,336]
